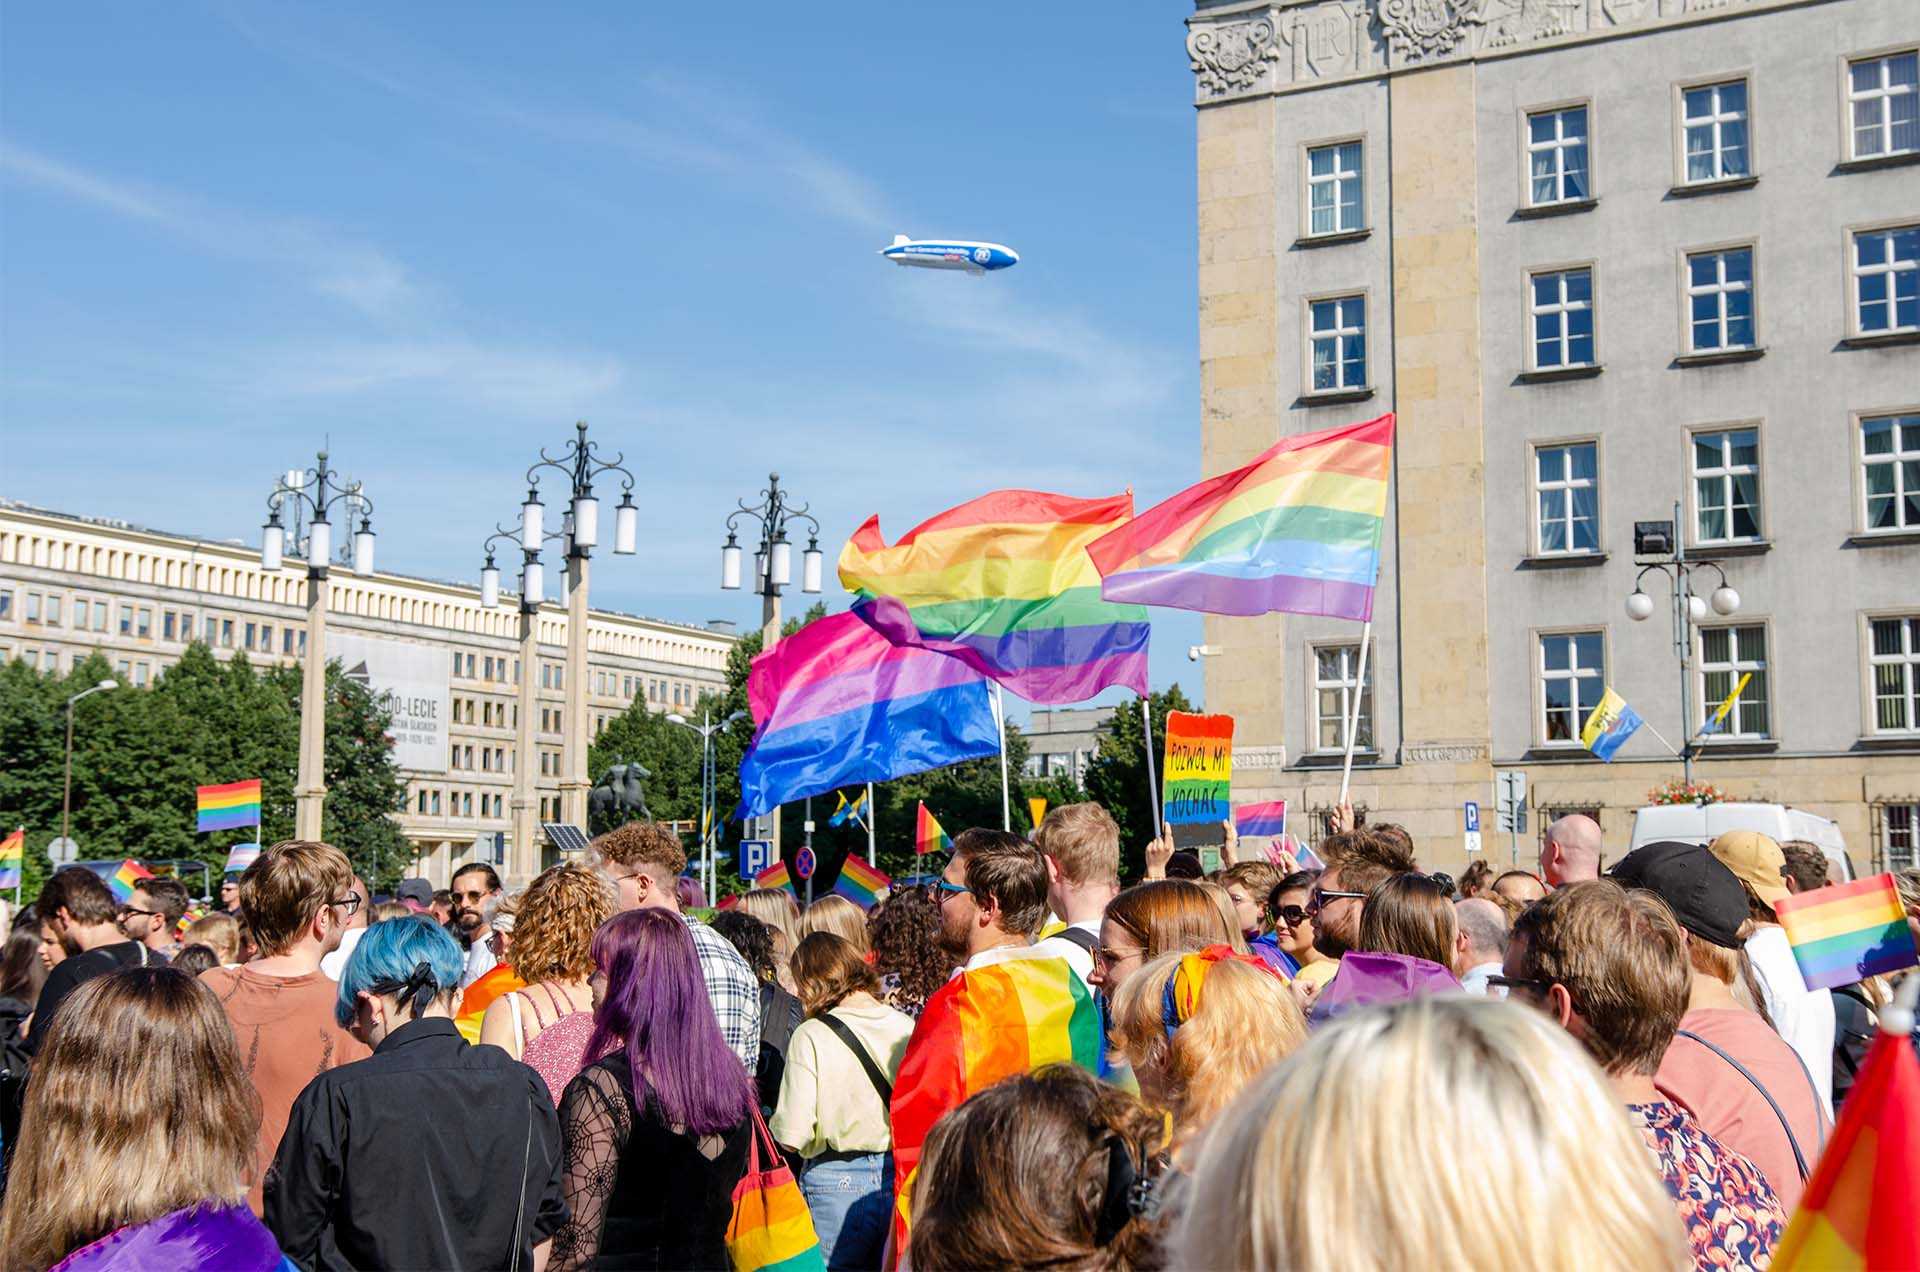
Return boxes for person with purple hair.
[551,909,758,1271]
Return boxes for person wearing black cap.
[1611,841,1828,1213]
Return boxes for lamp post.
[61,678,118,847]
[1623,500,1741,785]
[480,514,568,879]
[261,453,376,840]
[667,708,748,900]
[720,473,824,859]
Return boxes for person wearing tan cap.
[1705,830,1835,1113]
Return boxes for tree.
[1085,685,1198,879]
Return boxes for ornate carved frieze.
[1404,742,1491,763]
[1188,11,1285,100]
[1237,744,1290,770]
[1375,0,1483,62]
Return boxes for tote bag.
[726,1106,825,1272]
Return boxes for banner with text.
[329,632,451,774]
[1162,711,1234,826]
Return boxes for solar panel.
[542,823,591,856]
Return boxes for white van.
[1626,802,1854,883]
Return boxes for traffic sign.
[46,836,80,865]
[1496,770,1528,834]
[738,839,774,880]
[794,845,817,881]
[1463,800,1482,854]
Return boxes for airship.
[880,234,1019,273]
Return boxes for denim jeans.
[798,1152,893,1271]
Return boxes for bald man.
[1539,814,1602,887]
[1453,897,1509,995]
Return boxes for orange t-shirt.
[201,965,371,1213]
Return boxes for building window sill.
[1689,538,1771,557]
[1293,749,1381,769]
[1853,734,1920,753]
[1840,330,1920,350]
[1694,739,1779,756]
[1296,386,1376,407]
[1516,364,1604,384]
[1845,529,1920,548]
[1519,746,1600,762]
[1674,346,1766,367]
[1292,228,1372,250]
[1668,175,1759,198]
[1518,552,1609,570]
[1834,151,1920,175]
[1514,197,1599,221]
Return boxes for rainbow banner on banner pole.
[915,802,952,857]
[109,857,153,904]
[1235,800,1288,839]
[1162,712,1234,825]
[834,857,892,909]
[1774,873,1918,991]
[196,779,262,833]
[0,827,23,892]
[754,860,795,896]
[839,490,1151,705]
[1086,415,1394,622]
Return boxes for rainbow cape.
[839,490,1150,704]
[833,857,891,909]
[108,858,152,904]
[455,961,527,1044]
[1774,873,1918,990]
[1087,414,1394,621]
[734,612,1001,821]
[889,954,1101,1257]
[197,779,262,832]
[0,828,22,891]
[914,802,951,857]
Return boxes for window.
[133,662,150,688]
[431,791,442,816]
[1883,803,1919,871]
[120,605,133,636]
[452,651,463,676]
[283,628,295,655]
[245,622,257,650]
[1530,268,1595,368]
[260,624,272,651]
[417,789,428,814]
[1853,225,1918,335]
[45,596,61,627]
[221,620,234,647]
[1681,80,1750,182]
[1306,141,1364,235]
[75,600,90,629]
[1313,644,1375,752]
[94,605,107,633]
[1534,442,1600,555]
[163,611,176,641]
[1685,248,1755,351]
[1862,412,1920,531]
[483,656,494,681]
[1526,105,1590,206]
[1539,631,1605,743]
[1699,625,1770,738]
[1309,295,1367,391]
[1693,428,1762,543]
[1848,51,1917,160]
[204,615,218,643]
[1870,616,1920,733]
[25,594,40,623]
[0,589,10,620]
[137,608,151,638]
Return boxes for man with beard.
[28,867,154,1052]
[449,862,502,989]
[1299,830,1417,1014]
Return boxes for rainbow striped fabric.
[1774,873,1918,990]
[735,612,1000,820]
[0,828,22,891]
[726,1112,825,1272]
[454,961,526,1044]
[197,779,262,832]
[914,802,951,857]
[839,490,1150,704]
[754,861,794,895]
[1235,800,1288,839]
[1087,414,1395,621]
[889,954,1101,1255]
[109,858,152,904]
[834,857,891,909]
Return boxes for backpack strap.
[1674,1027,1813,1180]
[819,1012,893,1106]
[1052,926,1100,958]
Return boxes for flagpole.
[991,682,1011,832]
[1141,696,1161,842]
[1337,621,1373,806]
[1637,718,1682,758]
[866,782,876,867]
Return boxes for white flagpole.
[1337,622,1373,806]
[866,781,876,867]
[1141,696,1161,840]
[992,682,1012,832]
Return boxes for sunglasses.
[119,905,158,919]
[1306,887,1367,915]
[1487,975,1553,996]
[933,878,970,905]
[1275,904,1311,927]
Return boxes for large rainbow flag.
[196,779,262,832]
[889,954,1101,1258]
[734,612,1001,820]
[455,960,526,1044]
[1086,414,1394,622]
[1775,873,1918,990]
[839,490,1150,704]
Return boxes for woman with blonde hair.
[0,967,286,1270]
[1108,948,1305,1153]
[1174,996,1687,1271]
[735,887,802,991]
[799,893,871,955]
[480,863,616,1104]
[183,911,241,967]
[1090,880,1236,996]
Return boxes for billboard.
[330,632,450,774]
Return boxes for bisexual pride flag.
[197,779,262,832]
[1235,801,1288,839]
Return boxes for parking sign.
[738,839,773,880]
[1464,800,1482,854]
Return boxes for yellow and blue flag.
[829,788,869,829]
[1698,672,1751,736]
[1580,688,1643,761]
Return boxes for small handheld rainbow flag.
[1774,873,1918,991]
[754,860,795,895]
[109,858,153,904]
[915,802,952,857]
[0,828,23,892]
[197,779,262,832]
[1235,800,1288,839]
[834,857,892,909]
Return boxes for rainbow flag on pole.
[109,858,152,904]
[914,802,952,857]
[754,860,795,896]
[834,857,892,909]
[839,490,1150,704]
[197,779,262,832]
[1774,873,1918,991]
[1086,414,1394,621]
[0,828,23,891]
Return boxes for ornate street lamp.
[1622,500,1741,783]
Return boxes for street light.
[1623,500,1741,783]
[262,452,376,840]
[666,708,749,900]
[61,678,118,848]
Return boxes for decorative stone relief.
[1374,0,1483,62]
[1404,742,1490,763]
[1237,744,1290,770]
[1189,13,1285,100]
[1291,2,1363,79]
[1599,0,1655,25]
[1480,0,1585,47]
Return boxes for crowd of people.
[0,801,1913,1270]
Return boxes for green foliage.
[1084,685,1197,879]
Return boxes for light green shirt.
[770,998,916,1158]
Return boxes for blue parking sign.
[738,839,773,880]
[1464,801,1480,834]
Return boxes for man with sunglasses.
[1304,830,1415,965]
[117,876,191,963]
[448,861,502,989]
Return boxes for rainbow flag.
[755,860,795,895]
[455,960,527,1044]
[1772,1008,1920,1270]
[197,779,262,832]
[834,857,891,909]
[109,858,152,904]
[839,490,1150,704]
[915,802,951,857]
[889,955,1101,1256]
[1087,414,1394,621]
[734,612,1000,820]
[1774,873,1918,991]
[1235,800,1288,839]
[0,828,23,891]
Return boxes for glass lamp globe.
[1625,590,1655,621]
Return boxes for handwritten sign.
[1162,711,1234,825]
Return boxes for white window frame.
[1846,48,1918,161]
[1696,622,1772,740]
[1524,102,1592,207]
[1303,137,1366,238]
[1849,222,1920,337]
[1309,642,1376,754]
[1881,802,1920,871]
[1867,613,1920,736]
[1530,438,1602,556]
[1678,76,1752,184]
[1528,265,1598,370]
[1858,408,1920,534]
[1306,291,1368,393]
[1683,245,1758,353]
[1690,424,1764,545]
[1536,629,1608,747]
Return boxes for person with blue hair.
[263,915,568,1271]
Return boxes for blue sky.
[0,3,1205,713]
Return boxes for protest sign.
[1162,712,1233,826]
